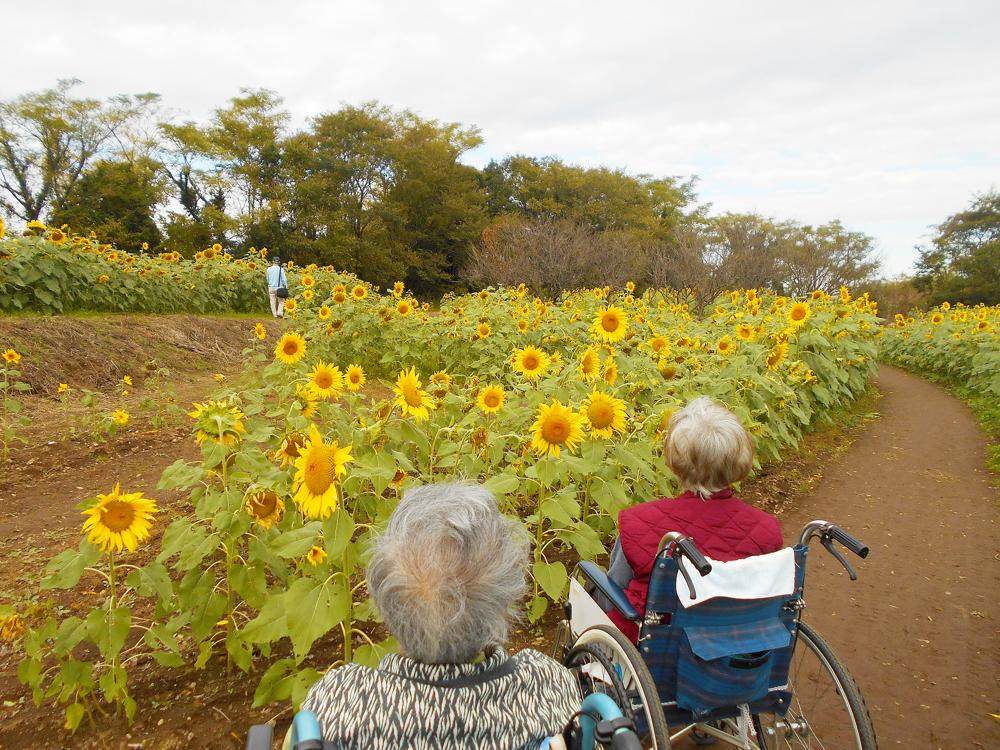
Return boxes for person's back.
[265,258,286,317]
[607,398,783,640]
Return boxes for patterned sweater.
[301,647,580,749]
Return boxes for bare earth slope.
[781,365,999,749]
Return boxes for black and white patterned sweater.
[301,647,581,749]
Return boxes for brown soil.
[0,347,997,748]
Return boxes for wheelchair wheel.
[565,624,671,750]
[754,621,877,749]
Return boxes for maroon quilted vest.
[608,489,784,641]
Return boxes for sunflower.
[477,384,505,415]
[254,322,267,340]
[648,335,670,354]
[393,367,436,421]
[188,400,245,445]
[81,483,159,553]
[603,356,618,385]
[591,306,628,343]
[301,274,315,288]
[284,298,298,313]
[2,348,21,366]
[476,321,491,338]
[318,305,332,320]
[276,432,307,467]
[307,546,328,566]
[295,384,319,419]
[581,390,627,438]
[0,217,5,240]
[0,613,25,642]
[578,346,600,381]
[626,280,636,293]
[512,346,550,380]
[302,289,314,301]
[274,331,307,365]
[112,410,130,427]
[393,281,405,298]
[735,323,755,341]
[430,370,453,387]
[292,424,353,519]
[345,364,366,391]
[716,336,737,355]
[766,343,789,371]
[788,301,811,327]
[332,289,347,304]
[517,319,530,332]
[930,313,944,325]
[397,299,413,316]
[810,290,825,300]
[530,400,584,457]
[245,490,284,530]
[351,284,367,301]
[308,362,344,400]
[98,274,110,284]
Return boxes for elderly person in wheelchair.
[298,482,582,749]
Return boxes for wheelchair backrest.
[637,544,809,721]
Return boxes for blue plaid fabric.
[636,545,809,722]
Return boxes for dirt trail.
[780,365,999,749]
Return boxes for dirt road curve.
[780,365,999,749]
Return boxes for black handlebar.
[676,537,713,575]
[828,526,869,558]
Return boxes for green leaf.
[158,459,204,490]
[52,617,88,657]
[125,563,173,603]
[284,576,350,660]
[352,636,398,668]
[64,703,86,733]
[533,560,568,601]
[41,540,100,590]
[527,594,548,623]
[483,472,520,499]
[323,509,355,560]
[253,658,296,707]
[270,522,323,559]
[195,641,213,669]
[242,593,288,645]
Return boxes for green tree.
[49,158,167,251]
[0,79,158,221]
[915,191,1000,305]
[776,220,879,295]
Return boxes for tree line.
[4,80,991,304]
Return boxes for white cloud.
[3,0,998,275]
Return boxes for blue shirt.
[266,264,286,289]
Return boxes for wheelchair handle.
[579,693,642,750]
[799,520,869,581]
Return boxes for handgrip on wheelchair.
[828,526,869,558]
[676,537,712,576]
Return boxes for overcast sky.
[4,0,998,275]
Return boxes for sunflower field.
[10,230,882,730]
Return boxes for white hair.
[665,396,755,498]
[366,483,529,664]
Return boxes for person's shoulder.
[511,649,580,695]
[619,495,674,522]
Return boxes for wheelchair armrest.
[577,561,641,621]
[246,724,274,750]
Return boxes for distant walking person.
[266,257,287,318]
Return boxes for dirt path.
[780,365,999,749]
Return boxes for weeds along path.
[780,365,999,749]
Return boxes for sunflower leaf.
[284,576,350,661]
[40,540,100,590]
[269,522,323,559]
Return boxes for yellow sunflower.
[930,313,944,325]
[284,298,298,313]
[112,409,130,427]
[603,357,618,385]
[345,364,366,391]
[188,400,245,445]
[581,390,627,439]
[430,370,453,387]
[254,322,267,340]
[788,301,811,327]
[295,384,319,419]
[301,274,315,288]
[591,306,628,343]
[396,299,413,316]
[351,284,368,301]
[517,319,530,332]
[735,323,755,341]
[766,342,789,371]
[274,331,307,365]
[276,432,307,468]
[716,336,737,355]
[530,400,584,457]
[512,345,550,380]
[307,546,328,566]
[393,367,436,421]
[318,305,332,320]
[245,490,284,530]
[477,385,505,415]
[308,362,344,400]
[302,289,314,302]
[476,321,491,339]
[81,483,159,553]
[658,360,679,380]
[292,424,353,519]
[393,281,405,298]
[2,348,21,366]
[579,346,600,381]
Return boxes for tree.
[48,158,167,251]
[915,191,1000,305]
[776,220,879,295]
[0,79,158,221]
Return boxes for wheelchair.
[247,690,645,750]
[553,520,878,749]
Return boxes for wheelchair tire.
[566,624,671,750]
[753,621,878,750]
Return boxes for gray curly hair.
[366,483,529,664]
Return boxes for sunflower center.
[315,371,333,389]
[523,353,539,370]
[541,415,569,444]
[283,340,299,356]
[250,492,277,517]
[303,445,338,495]
[601,313,620,332]
[588,402,614,429]
[791,307,806,321]
[402,383,424,408]
[349,372,361,384]
[484,391,501,408]
[100,500,136,532]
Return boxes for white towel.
[676,547,795,608]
